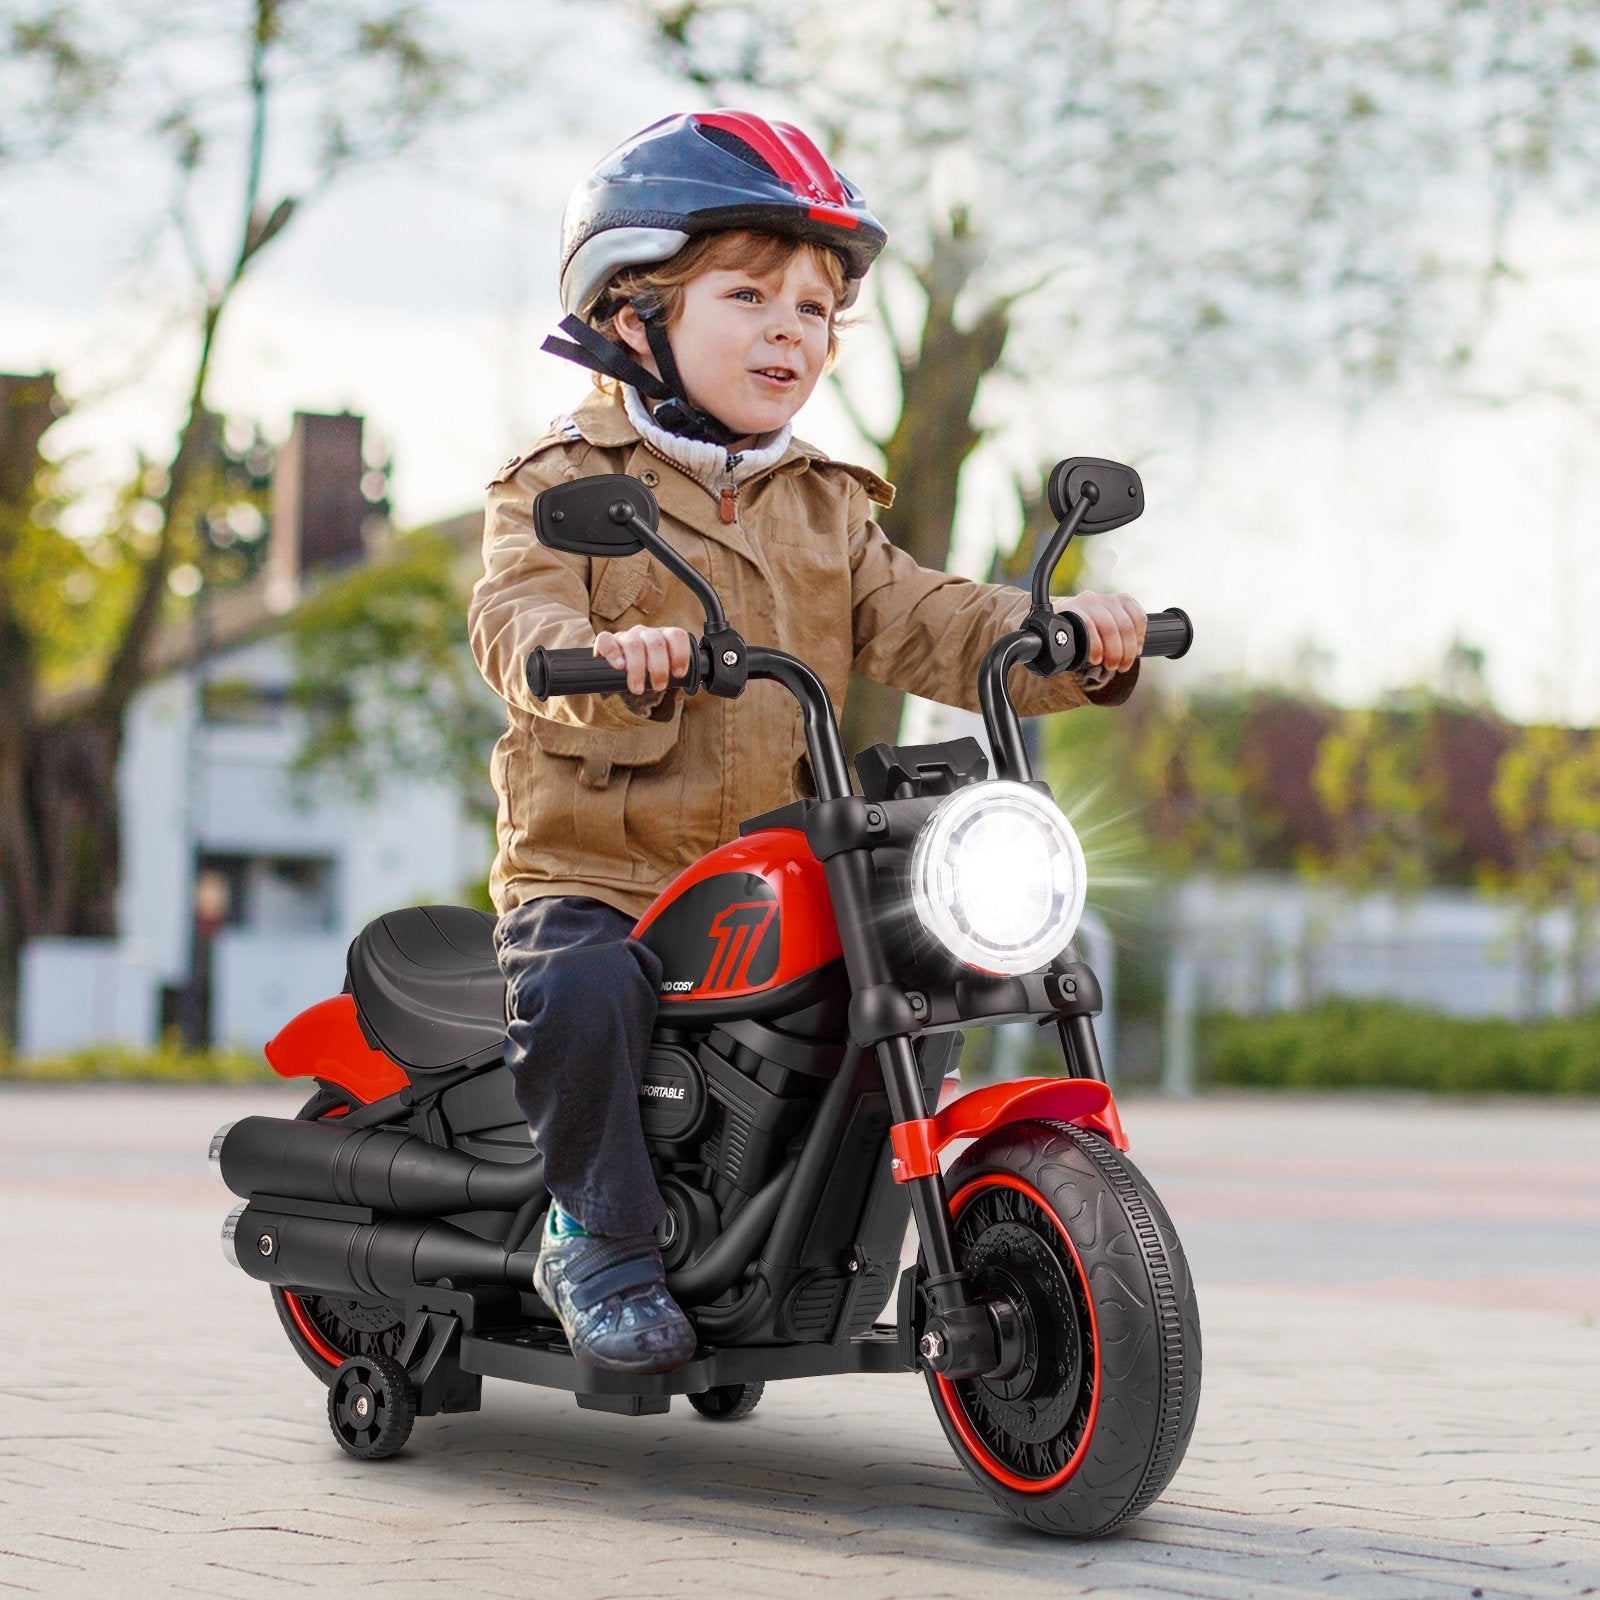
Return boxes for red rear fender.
[263,994,409,1103]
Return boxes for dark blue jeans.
[495,895,667,1238]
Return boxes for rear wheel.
[922,1120,1201,1537]
[270,1087,406,1385]
[273,1285,406,1382]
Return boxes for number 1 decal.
[702,901,778,992]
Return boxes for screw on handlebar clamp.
[1021,602,1090,677]
[699,624,749,699]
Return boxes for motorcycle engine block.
[638,1024,836,1269]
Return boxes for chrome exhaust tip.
[221,1202,247,1269]
[209,1122,236,1186]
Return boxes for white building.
[19,415,491,1057]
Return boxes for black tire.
[327,1353,416,1460]
[922,1120,1201,1537]
[687,1382,764,1421]
[271,1088,406,1385]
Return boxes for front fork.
[880,1014,1110,1381]
[878,1034,999,1378]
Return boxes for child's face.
[619,251,836,449]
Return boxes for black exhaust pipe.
[227,1202,539,1299]
[216,1116,543,1215]
[222,1161,794,1308]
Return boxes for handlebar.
[528,606,1192,704]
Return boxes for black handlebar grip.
[1141,607,1193,660]
[526,646,632,699]
[527,642,705,700]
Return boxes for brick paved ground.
[1,1083,1596,1599]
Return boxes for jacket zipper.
[634,434,792,527]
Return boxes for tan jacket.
[469,386,1137,919]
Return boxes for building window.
[195,852,338,933]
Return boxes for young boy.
[468,110,1147,1375]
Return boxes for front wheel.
[921,1120,1201,1537]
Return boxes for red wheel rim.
[282,1290,346,1368]
[934,1171,1102,1494]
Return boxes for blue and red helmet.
[559,109,888,318]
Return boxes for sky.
[5,3,1600,727]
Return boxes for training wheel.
[327,1352,416,1460]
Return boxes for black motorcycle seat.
[345,905,507,1072]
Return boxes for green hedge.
[1202,1000,1600,1095]
[0,1040,276,1084]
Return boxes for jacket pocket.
[530,698,685,881]
[590,554,666,622]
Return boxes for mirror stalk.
[1029,491,1095,612]
[609,502,728,634]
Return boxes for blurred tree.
[0,0,481,1046]
[633,0,1600,750]
[0,5,115,161]
[1129,689,1331,877]
[284,522,503,832]
[1491,723,1600,1016]
[1116,677,1517,890]
[1310,704,1437,894]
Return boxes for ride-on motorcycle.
[212,455,1200,1538]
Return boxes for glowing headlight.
[910,782,1087,976]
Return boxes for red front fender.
[890,1075,1127,1183]
[263,994,409,1103]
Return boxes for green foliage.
[0,402,273,699]
[1309,705,1438,892]
[1491,724,1600,911]
[3,462,116,686]
[286,526,501,819]
[1202,1000,1600,1095]
[0,1038,274,1084]
[1125,692,1269,875]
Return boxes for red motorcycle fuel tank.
[633,828,842,1012]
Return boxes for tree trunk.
[840,220,1011,761]
[0,686,124,1050]
[0,372,66,1048]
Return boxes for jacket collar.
[565,385,893,507]
[568,384,815,468]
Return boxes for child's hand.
[1051,592,1146,673]
[594,626,694,695]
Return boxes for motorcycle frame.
[249,638,1118,1394]
[719,639,1115,1379]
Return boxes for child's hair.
[589,229,850,368]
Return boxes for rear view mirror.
[532,470,731,633]
[533,474,660,557]
[1045,457,1144,533]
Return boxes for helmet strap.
[541,315,673,401]
[541,313,741,448]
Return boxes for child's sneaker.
[532,1205,697,1375]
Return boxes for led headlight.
[909,781,1087,976]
